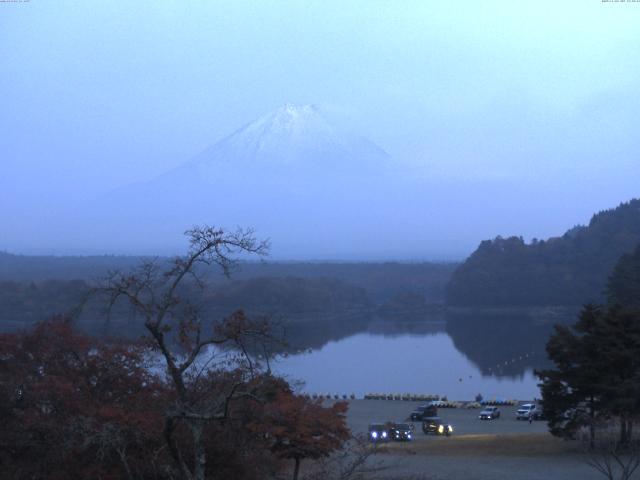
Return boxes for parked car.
[410,403,438,421]
[422,416,453,436]
[479,406,501,420]
[516,403,538,420]
[389,423,414,441]
[368,423,389,442]
[531,409,546,421]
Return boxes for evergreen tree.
[538,305,607,447]
[607,244,640,310]
[538,305,640,447]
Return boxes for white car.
[516,403,538,420]
[479,406,501,420]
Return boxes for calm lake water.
[269,322,548,401]
[153,310,570,401]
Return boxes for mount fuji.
[182,104,390,177]
[87,104,416,257]
[152,104,392,191]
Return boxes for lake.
[264,311,573,401]
[101,307,572,401]
[271,328,541,401]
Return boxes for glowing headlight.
[382,431,387,438]
[408,434,412,438]
[371,431,378,439]
[448,425,453,432]
[438,425,444,433]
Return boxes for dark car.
[479,406,501,420]
[368,423,389,442]
[389,423,414,441]
[422,417,453,436]
[410,403,438,421]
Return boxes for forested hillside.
[446,199,640,306]
[607,243,640,309]
[0,253,455,303]
[206,276,371,315]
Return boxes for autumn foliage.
[253,393,350,480]
[0,317,165,479]
[0,318,352,479]
[1,228,353,479]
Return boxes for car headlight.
[438,425,444,433]
[448,425,453,432]
[408,434,412,438]
[371,431,378,438]
[382,431,387,438]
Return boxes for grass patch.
[376,433,581,457]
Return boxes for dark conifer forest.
[446,199,640,307]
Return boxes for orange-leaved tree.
[0,317,166,479]
[255,392,351,480]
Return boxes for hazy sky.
[1,1,639,258]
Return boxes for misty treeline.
[0,265,452,337]
[538,244,640,450]
[447,199,640,307]
[0,264,454,337]
[0,251,455,303]
[0,277,371,335]
[0,227,375,480]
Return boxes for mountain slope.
[445,199,640,306]
[150,104,390,187]
[87,104,402,256]
[187,104,389,173]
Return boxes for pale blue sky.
[1,1,639,258]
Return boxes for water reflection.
[445,311,572,377]
[90,306,576,400]
[272,330,541,400]
[272,310,577,399]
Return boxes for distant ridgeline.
[0,254,455,304]
[446,199,640,307]
[0,256,456,336]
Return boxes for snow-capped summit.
[183,104,390,178]
[96,104,398,256]
[245,104,330,141]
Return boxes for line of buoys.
[486,351,538,374]
[363,393,441,401]
[303,395,521,406]
[480,398,517,406]
[305,393,356,400]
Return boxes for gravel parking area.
[330,400,611,480]
[345,400,549,437]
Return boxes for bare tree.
[99,226,270,480]
[302,434,387,480]
[585,423,640,480]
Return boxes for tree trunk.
[620,416,629,447]
[164,416,193,480]
[589,395,595,450]
[192,421,206,480]
[292,457,301,480]
[117,446,134,480]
